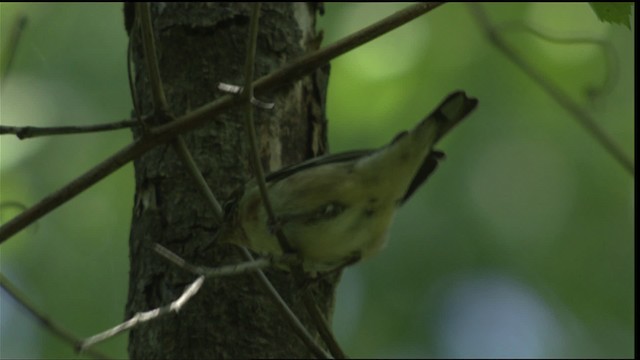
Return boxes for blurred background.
[0,3,634,358]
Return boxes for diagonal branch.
[0,13,28,84]
[135,2,225,222]
[492,22,619,102]
[80,276,204,351]
[238,4,332,358]
[241,3,281,249]
[469,3,634,176]
[155,242,331,359]
[239,6,346,343]
[0,2,444,244]
[172,137,224,221]
[0,273,111,359]
[302,290,347,358]
[136,2,170,115]
[131,4,327,357]
[240,247,332,359]
[0,120,138,139]
[79,242,300,352]
[153,244,289,276]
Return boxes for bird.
[224,91,478,272]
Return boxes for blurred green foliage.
[0,3,634,358]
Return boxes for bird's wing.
[265,150,373,183]
[401,149,444,204]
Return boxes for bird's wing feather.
[265,150,373,183]
[401,150,444,204]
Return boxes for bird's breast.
[285,200,397,269]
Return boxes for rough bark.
[125,3,334,358]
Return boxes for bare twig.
[127,12,148,132]
[0,13,138,140]
[172,137,224,221]
[251,2,443,95]
[240,247,332,359]
[240,3,291,254]
[137,2,169,115]
[469,4,634,176]
[302,290,347,359]
[80,276,204,351]
[0,201,28,216]
[0,120,138,139]
[0,13,28,83]
[136,2,225,222]
[238,5,334,358]
[79,244,295,353]
[493,22,618,102]
[137,2,225,222]
[152,242,330,358]
[0,273,111,359]
[0,2,444,243]
[136,5,320,357]
[154,243,283,276]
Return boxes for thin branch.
[251,2,443,95]
[79,244,296,353]
[493,22,618,103]
[0,13,27,84]
[0,2,444,243]
[136,4,321,357]
[469,4,634,176]
[239,5,333,357]
[240,3,291,253]
[137,2,225,222]
[127,13,148,132]
[0,201,28,215]
[154,243,283,276]
[152,242,330,358]
[0,120,138,139]
[0,273,111,359]
[293,268,346,358]
[0,201,36,232]
[80,276,204,351]
[302,290,346,359]
[172,137,224,222]
[239,248,332,359]
[137,2,169,115]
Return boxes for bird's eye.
[303,202,346,224]
[324,203,335,214]
[322,202,345,217]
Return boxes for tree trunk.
[125,3,333,358]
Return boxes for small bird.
[225,91,478,272]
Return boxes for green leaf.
[589,2,633,29]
